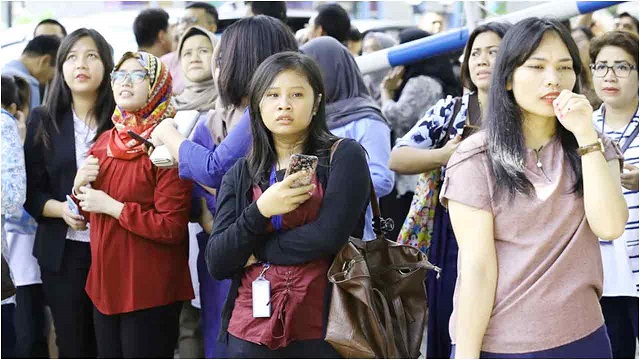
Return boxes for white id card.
[252,277,271,318]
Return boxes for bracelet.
[576,138,604,157]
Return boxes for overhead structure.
[356,1,626,75]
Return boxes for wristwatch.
[577,138,604,156]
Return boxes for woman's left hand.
[76,186,124,218]
[553,90,595,142]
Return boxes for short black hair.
[1,75,19,109]
[34,18,67,37]
[186,2,219,25]
[346,26,362,42]
[133,8,170,48]
[22,35,61,65]
[314,3,351,43]
[246,1,287,22]
[617,12,639,32]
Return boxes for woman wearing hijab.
[361,32,398,106]
[301,36,394,240]
[173,25,218,359]
[71,51,193,358]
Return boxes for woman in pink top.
[441,18,628,358]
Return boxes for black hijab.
[300,36,388,130]
[396,28,459,99]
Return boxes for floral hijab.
[108,51,176,160]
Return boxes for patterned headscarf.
[108,51,177,160]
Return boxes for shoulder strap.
[621,124,639,153]
[329,138,389,235]
[437,96,463,149]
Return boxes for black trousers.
[93,302,182,358]
[600,296,639,359]
[41,240,96,358]
[228,334,342,358]
[14,284,49,358]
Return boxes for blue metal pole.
[356,1,626,74]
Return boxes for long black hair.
[459,22,512,92]
[217,15,298,108]
[37,28,115,148]
[487,18,583,199]
[247,52,340,184]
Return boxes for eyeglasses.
[590,62,637,78]
[110,70,149,84]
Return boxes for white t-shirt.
[593,105,639,297]
[65,112,96,243]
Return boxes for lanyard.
[269,165,283,231]
[601,105,638,148]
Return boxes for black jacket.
[206,138,371,343]
[24,107,85,272]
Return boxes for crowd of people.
[0,1,638,359]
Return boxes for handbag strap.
[436,96,463,149]
[330,139,390,235]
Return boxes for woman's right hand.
[61,201,87,230]
[73,155,99,194]
[256,171,316,218]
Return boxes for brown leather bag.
[325,140,441,358]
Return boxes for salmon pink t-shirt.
[440,131,623,353]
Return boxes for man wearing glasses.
[161,2,219,95]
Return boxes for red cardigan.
[81,130,194,315]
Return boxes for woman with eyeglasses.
[590,30,639,359]
[23,28,115,358]
[442,18,627,358]
[70,51,193,358]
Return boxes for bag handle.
[330,139,391,235]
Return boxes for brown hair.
[589,30,639,67]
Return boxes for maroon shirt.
[227,174,330,349]
[83,130,194,315]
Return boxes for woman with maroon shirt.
[72,51,193,358]
[206,52,371,358]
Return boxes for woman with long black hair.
[23,28,115,358]
[206,51,371,358]
[442,18,627,358]
[388,22,511,359]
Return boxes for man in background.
[133,8,173,58]
[33,19,66,39]
[2,35,60,110]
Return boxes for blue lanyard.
[601,105,638,147]
[269,165,283,231]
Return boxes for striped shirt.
[593,104,639,295]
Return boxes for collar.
[1,108,16,120]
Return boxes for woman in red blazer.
[72,51,193,358]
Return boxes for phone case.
[66,195,80,215]
[284,154,318,188]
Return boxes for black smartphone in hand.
[127,130,155,149]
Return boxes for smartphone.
[127,130,155,149]
[66,195,80,215]
[284,154,319,188]
[461,124,480,140]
